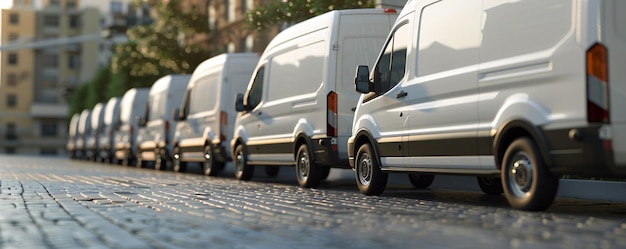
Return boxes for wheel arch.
[493,119,552,170]
[353,129,382,166]
[293,132,315,160]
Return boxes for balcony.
[30,102,68,119]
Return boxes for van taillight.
[384,8,397,13]
[220,111,227,142]
[327,91,338,137]
[586,43,609,123]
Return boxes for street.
[1,155,626,249]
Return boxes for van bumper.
[312,137,350,168]
[545,125,626,177]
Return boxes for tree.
[246,0,376,31]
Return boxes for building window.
[9,13,19,24]
[41,75,58,88]
[8,53,18,65]
[66,0,76,9]
[111,1,123,14]
[44,15,59,27]
[8,33,18,42]
[69,54,79,69]
[41,122,58,137]
[227,0,236,22]
[69,15,80,28]
[43,54,58,68]
[7,73,18,87]
[6,123,17,140]
[7,95,17,107]
[50,0,60,6]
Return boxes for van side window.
[181,90,191,117]
[374,24,409,94]
[245,67,264,109]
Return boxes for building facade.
[0,0,100,155]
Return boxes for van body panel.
[114,88,149,162]
[66,113,80,157]
[175,53,259,163]
[76,109,92,159]
[86,102,106,159]
[233,9,397,168]
[137,75,190,162]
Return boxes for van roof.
[150,74,191,95]
[189,53,259,88]
[262,8,396,56]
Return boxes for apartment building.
[0,0,100,155]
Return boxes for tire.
[172,146,187,173]
[265,166,280,177]
[320,166,331,181]
[135,152,144,168]
[295,144,323,188]
[477,176,504,195]
[408,174,434,188]
[203,145,224,176]
[355,143,388,195]
[234,144,254,180]
[501,137,559,211]
[154,150,170,171]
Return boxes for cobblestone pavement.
[1,155,626,249]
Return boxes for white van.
[114,88,150,166]
[232,9,398,187]
[96,97,121,163]
[349,0,626,211]
[136,75,190,170]
[172,53,259,175]
[66,113,80,159]
[86,102,106,161]
[75,109,92,160]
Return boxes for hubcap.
[358,153,372,185]
[508,152,533,197]
[298,151,310,179]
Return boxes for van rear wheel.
[477,176,503,195]
[154,150,170,171]
[295,144,323,188]
[203,145,224,176]
[234,144,254,180]
[355,143,387,195]
[135,152,144,168]
[501,137,559,211]
[408,174,434,188]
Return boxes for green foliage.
[246,0,376,31]
[68,83,90,116]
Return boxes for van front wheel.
[172,147,187,172]
[203,145,224,176]
[234,144,254,180]
[355,143,387,195]
[501,137,558,211]
[295,144,323,188]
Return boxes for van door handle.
[396,91,408,98]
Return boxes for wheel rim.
[507,151,533,197]
[358,152,372,185]
[297,150,309,180]
[235,149,244,176]
[173,148,181,171]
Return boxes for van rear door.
[335,11,396,155]
[603,0,626,165]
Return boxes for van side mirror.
[235,93,245,112]
[355,65,372,93]
[172,108,182,121]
